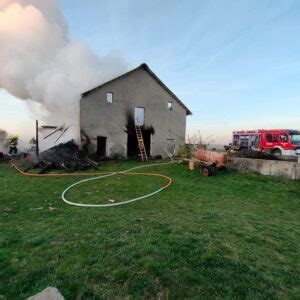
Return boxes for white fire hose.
[61,161,175,207]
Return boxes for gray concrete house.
[80,63,191,158]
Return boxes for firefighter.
[29,137,36,152]
[81,131,90,153]
[8,135,19,156]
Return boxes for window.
[168,101,173,111]
[280,134,288,142]
[233,135,239,146]
[253,134,260,147]
[240,135,249,147]
[106,92,113,103]
[266,134,273,142]
[273,134,278,142]
[289,133,300,145]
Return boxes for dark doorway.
[97,136,107,158]
[125,110,154,159]
[127,129,151,158]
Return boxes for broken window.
[168,101,173,111]
[106,92,113,103]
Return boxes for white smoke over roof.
[0,0,128,149]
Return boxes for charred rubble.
[25,140,97,173]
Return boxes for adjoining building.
[80,63,192,158]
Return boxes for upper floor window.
[168,100,173,111]
[106,92,113,104]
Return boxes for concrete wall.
[229,157,300,180]
[80,68,187,157]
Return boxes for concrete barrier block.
[228,157,300,180]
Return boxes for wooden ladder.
[135,125,148,162]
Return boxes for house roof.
[81,63,192,115]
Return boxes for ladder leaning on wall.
[135,124,148,162]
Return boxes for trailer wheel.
[201,166,213,176]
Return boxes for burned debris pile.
[28,141,97,173]
[0,152,11,163]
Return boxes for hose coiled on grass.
[61,162,173,207]
[11,160,174,208]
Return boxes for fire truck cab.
[232,129,300,157]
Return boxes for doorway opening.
[134,107,145,126]
[126,110,153,159]
[127,130,151,158]
[97,136,107,158]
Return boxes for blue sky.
[1,0,300,143]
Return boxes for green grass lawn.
[0,161,299,299]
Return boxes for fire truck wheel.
[201,166,213,176]
[272,149,282,158]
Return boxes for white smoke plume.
[0,0,128,149]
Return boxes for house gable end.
[81,64,192,115]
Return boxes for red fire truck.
[231,129,300,157]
